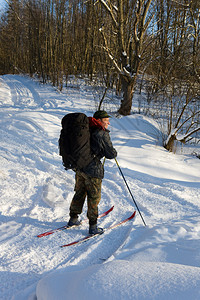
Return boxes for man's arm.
[102,131,117,159]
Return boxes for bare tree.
[163,82,200,151]
[94,0,154,115]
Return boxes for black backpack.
[59,113,93,170]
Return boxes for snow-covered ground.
[0,74,200,300]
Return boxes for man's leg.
[69,171,87,219]
[85,176,102,225]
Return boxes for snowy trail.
[2,76,41,108]
[0,75,137,299]
[0,75,200,300]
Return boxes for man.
[68,110,117,235]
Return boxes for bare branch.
[4,0,22,22]
[98,0,118,27]
[178,127,200,143]
[176,110,200,133]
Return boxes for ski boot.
[89,224,104,235]
[68,217,81,227]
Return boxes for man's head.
[93,110,111,129]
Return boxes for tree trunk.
[118,76,135,115]
[164,134,176,152]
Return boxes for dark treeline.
[0,0,199,150]
[0,1,199,90]
[0,1,199,86]
[0,0,107,88]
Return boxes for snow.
[0,74,200,300]
[36,261,200,300]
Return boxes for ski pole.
[115,158,147,227]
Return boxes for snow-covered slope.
[0,75,200,300]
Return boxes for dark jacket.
[82,119,117,179]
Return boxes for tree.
[163,82,200,151]
[94,0,154,115]
[141,0,200,152]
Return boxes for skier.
[68,110,117,235]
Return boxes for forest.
[0,0,199,151]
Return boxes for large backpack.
[59,113,93,170]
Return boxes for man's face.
[99,117,110,129]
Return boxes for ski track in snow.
[0,75,200,300]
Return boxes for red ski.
[37,206,114,238]
[60,211,136,248]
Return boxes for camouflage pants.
[69,171,102,225]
